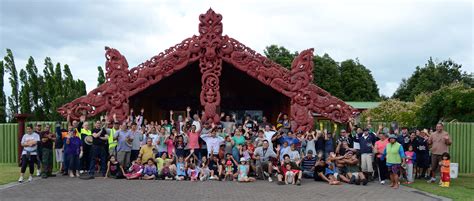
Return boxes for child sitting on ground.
[187,164,199,181]
[175,156,186,181]
[105,155,125,179]
[225,160,234,181]
[237,158,255,182]
[285,163,295,185]
[142,158,157,180]
[125,158,144,180]
[200,161,211,181]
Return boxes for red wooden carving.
[198,9,223,123]
[57,8,357,131]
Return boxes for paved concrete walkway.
[0,176,450,201]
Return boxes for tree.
[4,49,19,121]
[361,93,429,128]
[0,61,6,122]
[25,56,42,119]
[263,45,381,101]
[19,69,31,114]
[417,83,474,127]
[97,66,105,86]
[339,59,380,101]
[313,53,344,98]
[392,58,473,101]
[263,45,298,69]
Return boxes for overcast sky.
[1,0,472,98]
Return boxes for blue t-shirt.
[325,137,334,153]
[280,136,299,146]
[176,162,186,176]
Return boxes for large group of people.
[18,107,452,188]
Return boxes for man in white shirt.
[200,128,224,156]
[263,125,276,148]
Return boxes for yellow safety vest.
[108,128,117,149]
[80,128,92,140]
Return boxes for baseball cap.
[388,134,397,139]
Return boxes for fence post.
[14,114,31,166]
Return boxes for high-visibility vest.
[108,128,117,149]
[80,128,92,140]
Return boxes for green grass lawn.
[0,163,26,185]
[404,174,474,201]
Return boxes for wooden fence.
[1,121,473,173]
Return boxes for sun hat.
[84,136,93,145]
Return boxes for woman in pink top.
[186,125,200,150]
[165,131,176,156]
[374,131,389,185]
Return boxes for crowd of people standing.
[18,107,453,188]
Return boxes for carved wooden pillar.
[198,9,223,124]
[15,114,31,165]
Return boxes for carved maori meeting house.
[58,9,357,132]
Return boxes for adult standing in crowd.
[40,124,55,178]
[18,124,40,183]
[356,128,377,180]
[415,129,430,179]
[77,114,92,173]
[382,134,406,189]
[115,123,132,168]
[428,123,452,183]
[374,127,389,185]
[129,122,143,163]
[84,120,109,179]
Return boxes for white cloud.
[1,0,472,99]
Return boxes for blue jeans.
[232,147,240,161]
[89,145,107,176]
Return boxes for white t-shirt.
[288,150,300,162]
[21,133,40,155]
[192,120,201,132]
[264,131,276,148]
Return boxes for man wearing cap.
[382,134,406,189]
[428,123,452,183]
[356,128,377,180]
[301,150,317,178]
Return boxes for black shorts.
[416,153,430,168]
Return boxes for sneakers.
[28,176,33,182]
[268,177,273,182]
[427,177,436,183]
[18,176,24,183]
[380,180,385,185]
[296,179,301,186]
[36,170,41,177]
